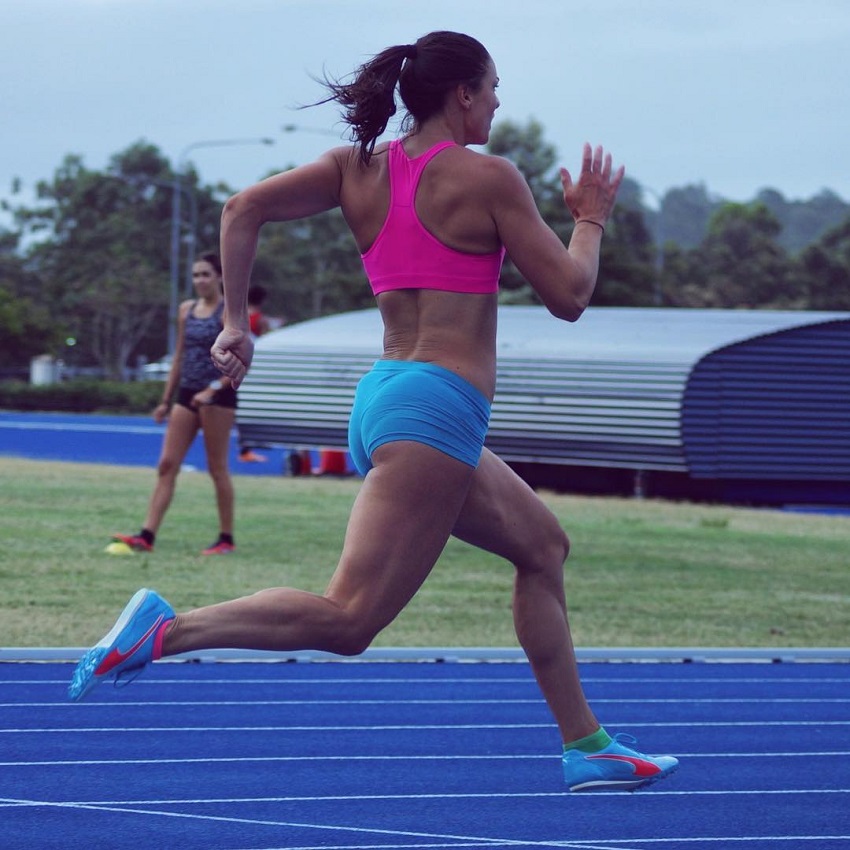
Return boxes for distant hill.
[629,180,850,253]
[754,188,849,253]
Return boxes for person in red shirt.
[247,285,271,339]
[239,285,272,462]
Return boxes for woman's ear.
[456,83,473,110]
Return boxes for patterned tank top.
[179,300,224,390]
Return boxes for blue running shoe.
[68,588,174,701]
[562,733,678,792]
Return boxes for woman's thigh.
[200,405,236,474]
[452,447,567,567]
[159,404,201,470]
[323,439,476,632]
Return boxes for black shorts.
[176,385,238,411]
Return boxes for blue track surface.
[2,660,849,849]
[3,411,849,846]
[0,410,357,478]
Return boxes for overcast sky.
[2,0,848,223]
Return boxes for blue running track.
[1,660,849,849]
[2,411,849,846]
[0,410,337,477]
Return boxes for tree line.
[2,121,849,379]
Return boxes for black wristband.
[576,218,605,235]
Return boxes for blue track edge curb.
[2,646,849,663]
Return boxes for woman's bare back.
[335,140,503,396]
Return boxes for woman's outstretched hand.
[210,327,254,389]
[560,142,625,228]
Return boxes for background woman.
[112,252,237,556]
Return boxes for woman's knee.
[556,524,571,563]
[207,466,232,489]
[156,456,181,479]
[327,618,379,656]
[320,597,389,656]
[520,517,570,577]
[542,522,570,567]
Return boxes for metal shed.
[237,306,850,503]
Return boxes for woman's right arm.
[487,143,623,322]
[154,300,190,423]
[212,149,346,386]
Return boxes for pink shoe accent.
[152,618,174,661]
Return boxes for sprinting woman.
[72,31,677,792]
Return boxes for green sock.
[563,727,613,754]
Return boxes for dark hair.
[195,252,222,275]
[317,31,490,164]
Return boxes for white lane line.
[3,751,849,768]
[0,796,618,849]
[3,789,850,807]
[1,796,847,850]
[4,697,849,708]
[4,676,849,686]
[2,720,850,734]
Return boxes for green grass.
[1,457,848,649]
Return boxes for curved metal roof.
[241,306,850,480]
[683,318,850,484]
[258,306,850,364]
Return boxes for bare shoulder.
[445,147,529,197]
[323,144,357,170]
[178,298,195,317]
[335,142,390,173]
[337,143,392,244]
[325,143,392,204]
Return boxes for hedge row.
[0,380,165,414]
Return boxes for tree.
[756,188,850,254]
[594,204,658,306]
[798,216,850,310]
[654,184,719,249]
[254,203,368,323]
[0,231,59,370]
[665,202,798,308]
[3,128,847,374]
[9,142,225,377]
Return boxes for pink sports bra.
[361,140,504,295]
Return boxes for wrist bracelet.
[576,218,605,235]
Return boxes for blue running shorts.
[348,359,491,476]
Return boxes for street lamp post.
[167,137,275,356]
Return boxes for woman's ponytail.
[318,45,410,164]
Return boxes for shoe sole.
[67,589,151,702]
[567,760,679,792]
